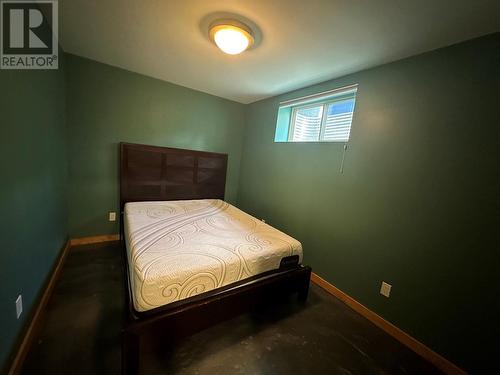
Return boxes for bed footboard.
[121,255,311,375]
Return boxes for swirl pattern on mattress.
[124,199,303,312]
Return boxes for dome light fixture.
[209,19,254,55]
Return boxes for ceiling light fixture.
[209,19,254,55]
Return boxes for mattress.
[124,199,303,312]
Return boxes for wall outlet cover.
[109,212,116,222]
[380,281,392,298]
[16,295,23,319]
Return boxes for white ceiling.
[60,0,500,104]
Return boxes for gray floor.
[22,242,442,374]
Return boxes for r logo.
[1,1,58,69]
[2,1,52,54]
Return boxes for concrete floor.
[22,242,442,374]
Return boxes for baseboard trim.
[69,234,120,246]
[7,239,72,375]
[310,272,466,375]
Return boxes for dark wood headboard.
[120,142,228,210]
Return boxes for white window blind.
[291,105,323,141]
[276,84,358,143]
[322,98,356,142]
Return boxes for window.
[274,84,358,143]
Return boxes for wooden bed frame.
[119,142,311,374]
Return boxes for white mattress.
[124,199,303,312]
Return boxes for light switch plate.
[380,281,392,298]
[16,295,22,319]
[109,212,116,222]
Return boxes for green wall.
[0,56,68,370]
[65,54,246,237]
[237,33,500,373]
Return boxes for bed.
[120,142,311,374]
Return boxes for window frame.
[288,97,353,143]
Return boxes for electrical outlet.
[109,212,116,222]
[380,282,392,298]
[15,295,22,319]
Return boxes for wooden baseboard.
[7,239,71,375]
[310,273,466,375]
[69,234,120,246]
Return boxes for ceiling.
[60,0,500,104]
